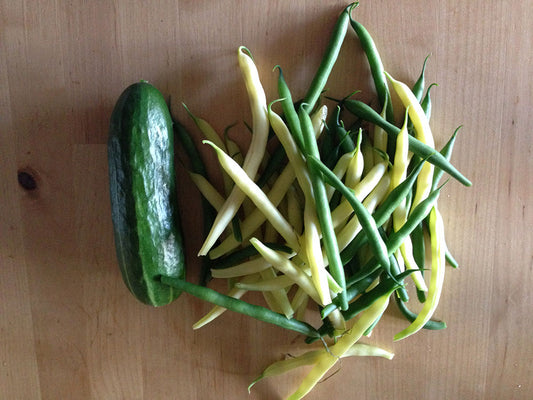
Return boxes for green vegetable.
[346,186,442,286]
[349,8,395,124]
[394,295,447,330]
[302,3,354,113]
[108,81,185,306]
[299,107,348,310]
[343,99,472,186]
[307,155,392,280]
[160,276,320,338]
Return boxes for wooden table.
[1,1,532,399]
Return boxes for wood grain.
[1,1,532,399]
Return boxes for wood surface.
[1,1,532,399]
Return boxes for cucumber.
[108,81,185,306]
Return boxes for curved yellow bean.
[287,292,391,399]
[391,109,428,292]
[330,161,387,228]
[250,238,322,305]
[394,207,446,341]
[386,72,435,210]
[198,47,269,255]
[204,141,300,251]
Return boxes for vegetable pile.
[108,3,470,399]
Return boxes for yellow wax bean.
[204,141,300,251]
[198,47,269,256]
[211,256,277,279]
[344,131,364,189]
[258,267,294,318]
[394,207,446,341]
[287,293,391,399]
[291,287,309,320]
[386,72,435,210]
[249,341,393,392]
[183,104,226,150]
[391,110,428,292]
[330,161,387,228]
[335,172,391,253]
[373,101,388,153]
[343,343,394,359]
[250,238,322,305]
[311,104,328,134]
[326,150,356,201]
[235,274,294,291]
[183,105,235,196]
[188,172,226,212]
[209,164,296,259]
[303,201,332,306]
[268,109,313,201]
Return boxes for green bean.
[299,107,348,310]
[341,156,424,264]
[340,157,426,265]
[173,119,216,285]
[348,10,394,124]
[432,126,460,191]
[332,105,356,154]
[407,56,431,139]
[410,221,426,302]
[343,99,471,187]
[412,54,430,102]
[321,269,414,340]
[362,313,382,337]
[274,66,305,151]
[161,276,320,338]
[421,82,438,119]
[302,3,354,113]
[446,247,459,268]
[305,317,334,344]
[394,295,447,330]
[381,187,439,258]
[307,155,392,280]
[321,270,380,319]
[346,186,441,286]
[387,252,409,302]
[342,270,415,321]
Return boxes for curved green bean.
[349,9,394,124]
[161,276,320,338]
[421,82,438,119]
[303,3,355,113]
[412,54,431,101]
[274,66,304,150]
[394,295,446,330]
[307,155,392,279]
[432,126,461,191]
[173,119,216,285]
[346,186,441,286]
[340,156,426,264]
[342,270,415,321]
[299,107,348,310]
[343,99,471,187]
[321,270,379,319]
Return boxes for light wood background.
[1,1,532,399]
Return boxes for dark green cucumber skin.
[108,81,185,306]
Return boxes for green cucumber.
[108,81,185,306]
